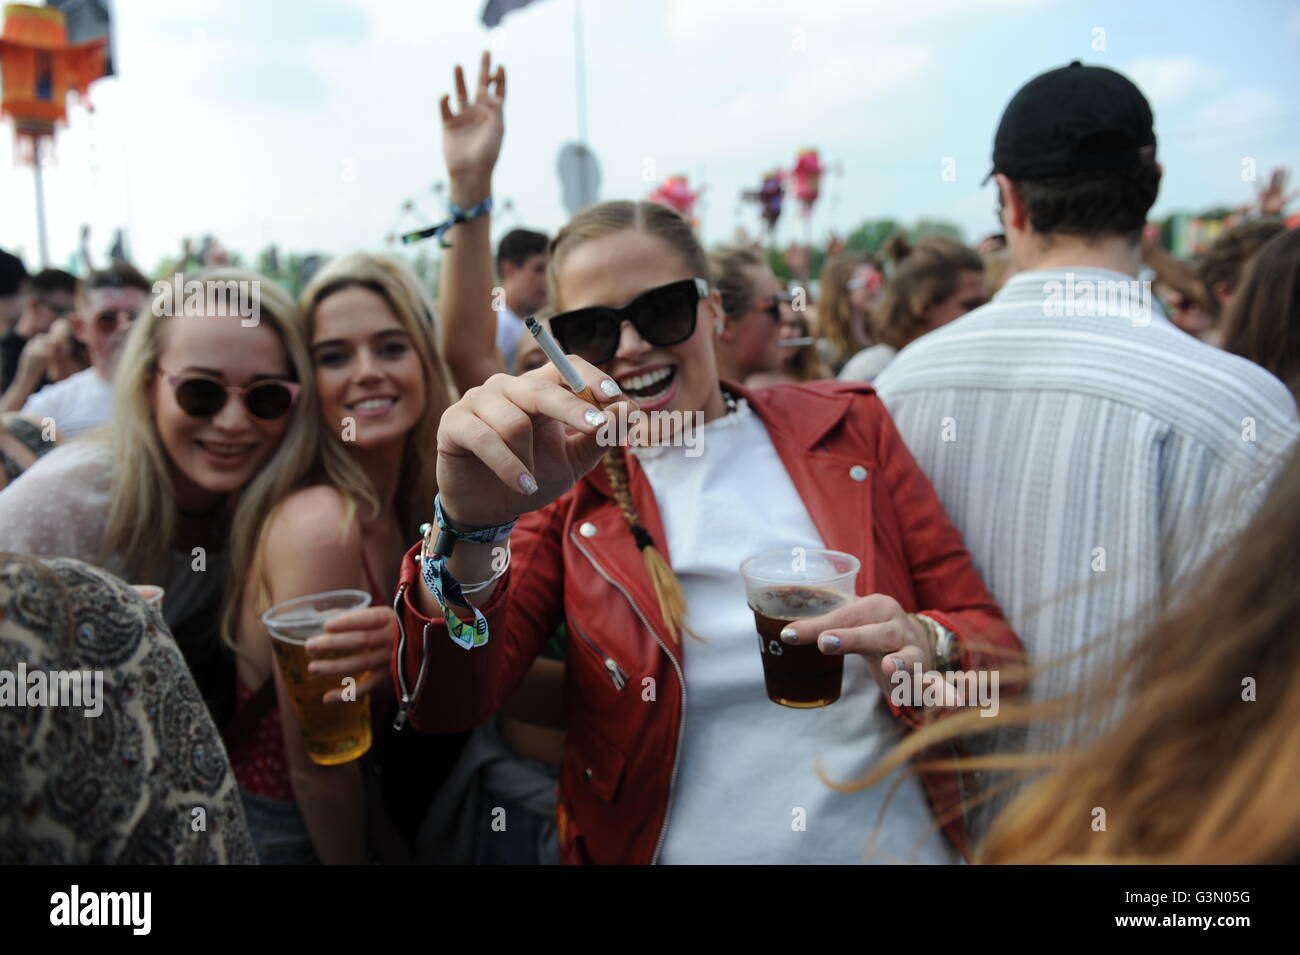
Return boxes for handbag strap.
[221,678,277,752]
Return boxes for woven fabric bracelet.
[418,494,516,650]
[400,196,494,247]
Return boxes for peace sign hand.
[440,50,506,193]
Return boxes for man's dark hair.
[1009,164,1161,244]
[0,249,28,297]
[1198,219,1286,316]
[496,229,549,276]
[29,268,78,297]
[85,259,151,295]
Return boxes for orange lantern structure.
[0,3,108,263]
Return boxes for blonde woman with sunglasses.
[0,270,394,823]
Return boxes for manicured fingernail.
[779,627,798,643]
[892,656,906,671]
[600,379,621,397]
[820,634,841,651]
[308,663,320,674]
[518,473,538,494]
[584,408,608,426]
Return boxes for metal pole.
[574,0,587,146]
[573,0,590,206]
[32,137,50,267]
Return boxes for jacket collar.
[582,377,861,502]
[576,379,873,651]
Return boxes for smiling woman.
[396,197,1023,865]
[224,252,456,864]
[0,269,323,727]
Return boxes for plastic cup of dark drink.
[740,549,860,708]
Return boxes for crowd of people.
[1,52,1297,865]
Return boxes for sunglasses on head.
[159,369,302,421]
[548,277,708,366]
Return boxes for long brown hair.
[547,200,710,643]
[842,442,1300,864]
[871,234,983,350]
[1219,227,1300,402]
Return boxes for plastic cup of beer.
[131,584,164,609]
[740,549,860,708]
[261,589,373,766]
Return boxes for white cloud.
[1196,87,1287,129]
[1124,56,1219,104]
[667,0,1041,45]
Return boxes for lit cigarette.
[524,314,597,404]
[781,336,815,347]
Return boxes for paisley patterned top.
[0,441,235,727]
[0,554,256,864]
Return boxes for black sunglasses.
[754,296,784,323]
[94,308,135,334]
[548,278,708,365]
[160,370,302,421]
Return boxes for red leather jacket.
[392,380,1022,863]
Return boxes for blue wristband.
[419,550,490,650]
[399,196,494,247]
[416,494,514,650]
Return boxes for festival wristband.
[419,551,490,650]
[400,196,494,247]
[416,494,515,649]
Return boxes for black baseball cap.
[986,61,1157,184]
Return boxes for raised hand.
[1257,167,1296,218]
[440,50,505,198]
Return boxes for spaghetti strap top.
[359,548,390,608]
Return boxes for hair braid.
[603,447,701,644]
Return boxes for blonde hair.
[548,200,710,643]
[871,235,982,350]
[100,269,327,648]
[783,313,831,382]
[813,252,873,369]
[708,246,767,319]
[297,253,455,540]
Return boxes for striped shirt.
[874,267,1298,830]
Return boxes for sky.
[2,0,1298,274]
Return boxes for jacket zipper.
[571,531,685,866]
[392,581,434,730]
[570,621,628,690]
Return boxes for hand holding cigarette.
[434,322,638,530]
